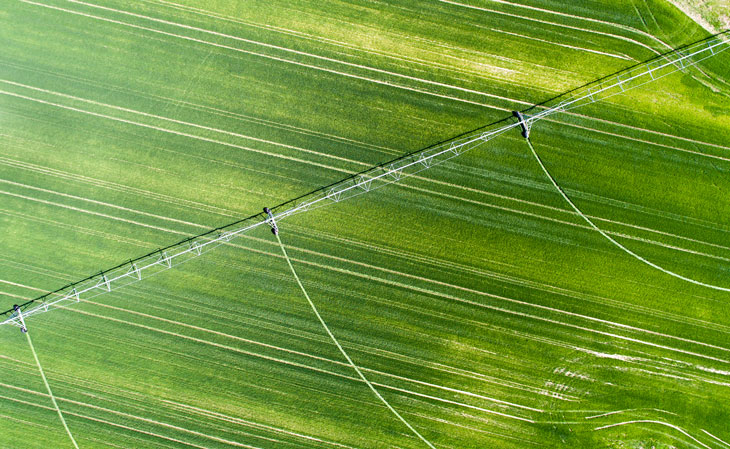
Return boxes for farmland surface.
[1,1,729,448]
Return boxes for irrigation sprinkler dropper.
[263,207,279,235]
[512,110,531,139]
[13,305,27,333]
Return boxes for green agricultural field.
[1,0,729,448]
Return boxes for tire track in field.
[143,0,578,86]
[64,307,538,423]
[0,207,157,249]
[554,118,730,163]
[0,80,365,168]
[488,28,636,61]
[9,3,730,164]
[0,290,31,301]
[83,298,546,413]
[18,0,503,110]
[0,156,242,218]
[0,81,364,172]
[0,180,202,229]
[238,235,730,355]
[5,133,728,263]
[0,411,54,430]
[1,355,364,448]
[592,419,713,449]
[4,85,728,262]
[0,190,183,234]
[4,164,728,279]
[0,90,352,177]
[0,133,339,205]
[290,227,730,335]
[0,279,47,292]
[437,0,663,54]
[476,0,673,50]
[122,283,574,400]
[568,112,730,153]
[2,165,724,360]
[0,118,344,200]
[64,0,529,104]
[0,391,259,449]
[12,1,730,159]
[0,258,72,282]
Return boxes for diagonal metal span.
[2,31,728,327]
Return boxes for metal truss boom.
[2,32,728,328]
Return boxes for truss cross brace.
[130,262,141,280]
[159,252,172,268]
[101,274,111,292]
[327,188,342,202]
[417,152,432,168]
[355,175,372,191]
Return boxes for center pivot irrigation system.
[2,32,729,330]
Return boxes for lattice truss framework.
[2,32,728,328]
